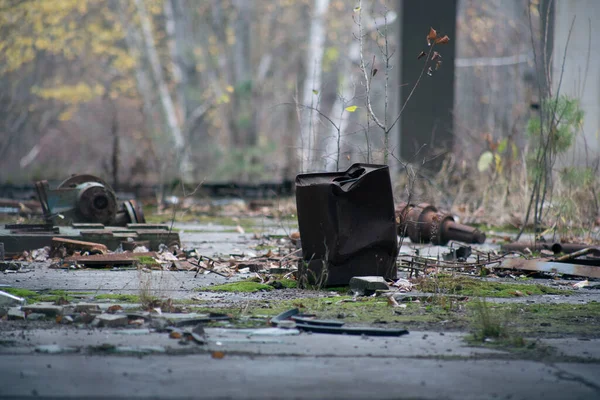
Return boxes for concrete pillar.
[552,0,600,164]
[398,0,457,170]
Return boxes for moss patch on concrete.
[2,288,92,303]
[94,294,141,303]
[200,280,274,293]
[417,275,570,298]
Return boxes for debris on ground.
[271,308,409,337]
[0,290,25,308]
[296,164,398,286]
[396,202,486,245]
[35,174,145,226]
[501,241,600,255]
[349,276,390,296]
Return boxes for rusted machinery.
[396,202,486,245]
[35,174,145,226]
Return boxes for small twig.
[192,256,228,278]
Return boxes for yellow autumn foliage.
[0,0,141,119]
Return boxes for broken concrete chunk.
[21,304,64,317]
[7,307,26,320]
[26,312,47,321]
[349,276,390,296]
[95,313,128,328]
[0,290,26,307]
[35,345,79,354]
[0,262,21,272]
[74,303,101,313]
[22,304,64,317]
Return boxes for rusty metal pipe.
[396,202,486,245]
[501,242,600,255]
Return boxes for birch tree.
[299,0,330,172]
[323,9,397,171]
[133,0,192,182]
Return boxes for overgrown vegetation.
[416,275,570,298]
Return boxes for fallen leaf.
[435,35,450,45]
[387,296,400,307]
[169,331,182,339]
[345,105,358,112]
[372,68,378,77]
[211,351,225,359]
[236,225,245,234]
[312,89,319,95]
[427,27,437,42]
[573,280,589,289]
[290,232,300,240]
[107,305,123,314]
[512,290,524,297]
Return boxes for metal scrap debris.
[35,174,145,226]
[498,258,600,279]
[271,308,409,337]
[396,202,486,245]
[501,242,600,255]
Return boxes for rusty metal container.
[295,164,398,286]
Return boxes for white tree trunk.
[298,0,330,172]
[163,0,186,122]
[323,11,396,172]
[134,0,192,182]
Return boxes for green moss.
[94,294,140,303]
[277,279,297,289]
[134,256,159,266]
[2,288,39,298]
[190,295,453,330]
[417,275,571,298]
[200,280,274,293]
[1,288,92,303]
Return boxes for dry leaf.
[432,51,441,61]
[435,35,450,45]
[169,331,182,339]
[211,351,225,359]
[290,232,300,240]
[427,67,433,76]
[435,60,442,70]
[417,51,427,60]
[236,225,245,234]
[107,305,123,314]
[372,68,378,77]
[427,27,437,42]
[573,280,589,289]
[387,295,400,307]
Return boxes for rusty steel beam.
[498,258,600,279]
[396,202,486,245]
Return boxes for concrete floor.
[1,221,599,399]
